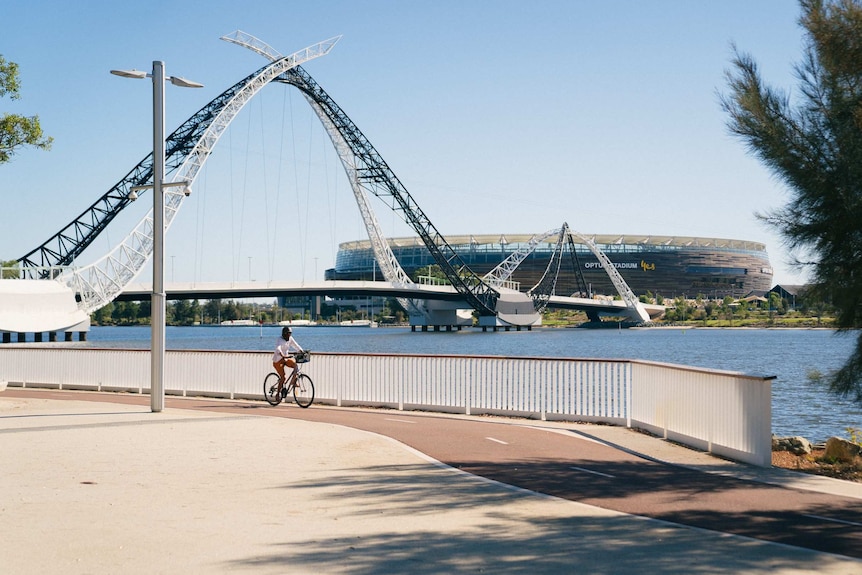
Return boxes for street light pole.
[111,61,203,413]
[151,61,167,413]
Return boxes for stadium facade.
[325,233,773,300]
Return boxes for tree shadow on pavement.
[223,462,860,574]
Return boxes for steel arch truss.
[224,32,428,318]
[570,230,651,323]
[227,31,501,316]
[290,77,427,317]
[528,225,569,313]
[483,227,560,289]
[27,37,340,312]
[483,223,650,322]
[277,66,499,316]
[19,68,259,272]
[564,230,592,299]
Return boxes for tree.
[223,300,240,321]
[413,264,449,284]
[704,300,717,320]
[722,0,862,402]
[768,292,784,321]
[92,303,113,326]
[719,296,735,325]
[203,299,223,324]
[111,301,140,325]
[672,296,690,322]
[1,259,19,279]
[171,300,195,325]
[169,299,201,325]
[0,55,52,163]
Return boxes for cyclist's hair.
[281,326,292,339]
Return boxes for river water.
[69,325,862,443]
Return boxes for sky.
[1,1,810,286]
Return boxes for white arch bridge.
[1,32,655,335]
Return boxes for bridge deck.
[116,280,664,318]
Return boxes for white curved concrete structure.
[0,280,89,333]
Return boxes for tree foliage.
[722,0,862,402]
[1,259,19,279]
[0,55,52,163]
[412,264,449,284]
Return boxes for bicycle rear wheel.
[292,373,315,408]
[264,372,282,406]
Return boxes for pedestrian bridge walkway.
[115,280,666,319]
[0,277,664,339]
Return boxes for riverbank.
[653,318,836,329]
[773,448,862,483]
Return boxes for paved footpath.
[3,388,862,574]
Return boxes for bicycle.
[264,350,315,408]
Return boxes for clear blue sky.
[2,1,808,286]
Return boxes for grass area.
[668,314,835,329]
[540,308,836,329]
[541,310,589,327]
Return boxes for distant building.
[768,284,810,310]
[326,233,773,300]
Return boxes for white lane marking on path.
[802,514,862,528]
[486,437,508,445]
[384,418,416,424]
[570,466,616,479]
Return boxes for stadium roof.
[338,233,768,252]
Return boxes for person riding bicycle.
[272,326,304,394]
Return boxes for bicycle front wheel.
[264,372,282,406]
[292,373,315,408]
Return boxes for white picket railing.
[0,347,773,466]
[629,361,773,466]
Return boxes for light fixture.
[111,62,202,413]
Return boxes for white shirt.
[272,335,302,363]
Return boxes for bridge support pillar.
[0,329,89,344]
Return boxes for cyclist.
[272,326,304,396]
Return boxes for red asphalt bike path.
[8,389,862,560]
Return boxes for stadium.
[325,233,773,301]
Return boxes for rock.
[824,436,862,463]
[772,435,812,455]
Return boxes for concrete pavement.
[2,390,861,574]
